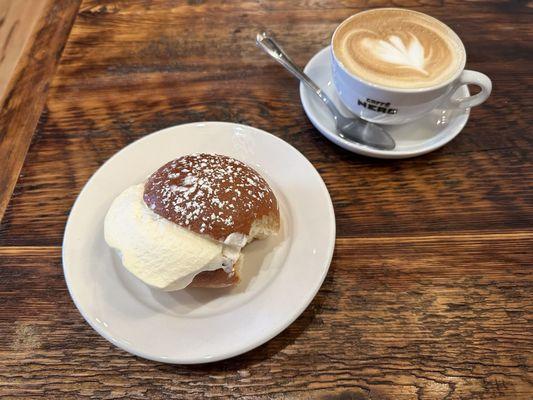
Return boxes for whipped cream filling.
[104,184,247,291]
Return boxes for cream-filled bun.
[104,153,280,290]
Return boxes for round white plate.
[63,122,335,364]
[300,46,471,159]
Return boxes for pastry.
[104,153,280,290]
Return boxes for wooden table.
[1,1,531,398]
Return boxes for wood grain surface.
[0,0,47,103]
[0,0,532,399]
[0,0,81,220]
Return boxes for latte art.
[361,33,429,76]
[333,9,465,89]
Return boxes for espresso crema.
[333,9,465,89]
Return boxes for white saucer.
[300,46,471,159]
[63,122,335,364]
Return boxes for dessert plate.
[63,122,335,364]
[300,46,471,158]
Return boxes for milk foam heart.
[361,34,428,76]
[333,8,465,89]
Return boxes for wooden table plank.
[2,143,531,245]
[0,1,47,104]
[1,234,531,399]
[0,0,81,221]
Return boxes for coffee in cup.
[331,8,492,124]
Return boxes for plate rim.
[62,121,336,364]
[300,46,471,159]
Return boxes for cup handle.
[448,70,492,109]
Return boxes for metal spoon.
[256,32,395,150]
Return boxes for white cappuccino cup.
[331,8,492,125]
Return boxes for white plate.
[300,46,471,159]
[63,122,335,364]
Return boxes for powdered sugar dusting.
[143,154,278,241]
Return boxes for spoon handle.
[256,32,341,120]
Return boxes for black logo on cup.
[357,98,397,114]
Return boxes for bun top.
[143,153,278,241]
